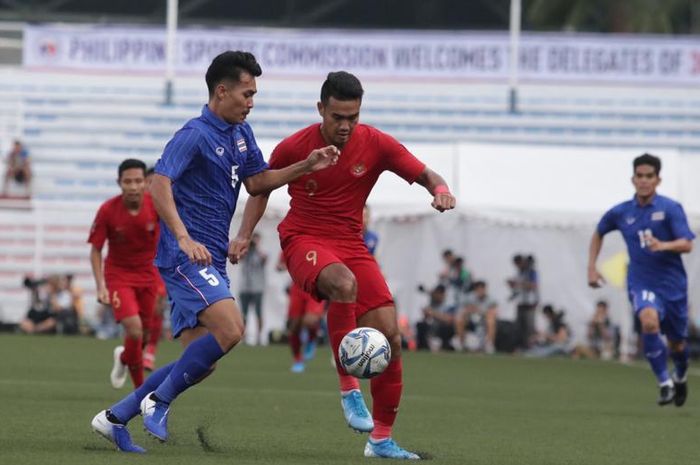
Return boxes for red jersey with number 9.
[271,123,425,240]
[87,193,160,287]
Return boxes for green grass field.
[0,334,697,465]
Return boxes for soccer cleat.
[140,392,170,441]
[657,383,675,406]
[110,346,128,389]
[303,340,317,361]
[341,390,374,433]
[91,410,145,453]
[291,361,305,373]
[673,375,688,407]
[143,352,155,372]
[364,438,421,460]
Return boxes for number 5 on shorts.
[199,268,220,286]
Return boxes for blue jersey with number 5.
[597,194,695,300]
[154,105,268,274]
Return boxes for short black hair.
[472,280,486,289]
[633,153,661,175]
[320,71,364,104]
[118,159,146,179]
[205,51,262,98]
[596,300,608,308]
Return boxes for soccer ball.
[338,327,391,379]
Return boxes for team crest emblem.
[305,179,318,196]
[215,146,225,156]
[651,211,665,221]
[625,216,635,225]
[351,163,367,177]
[236,138,247,153]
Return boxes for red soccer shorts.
[288,283,325,319]
[281,235,394,316]
[108,284,157,327]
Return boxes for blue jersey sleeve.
[668,202,696,241]
[597,206,619,236]
[155,127,201,182]
[240,123,268,179]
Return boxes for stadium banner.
[23,24,700,84]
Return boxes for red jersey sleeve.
[87,202,109,250]
[377,130,426,183]
[268,138,296,170]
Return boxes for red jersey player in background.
[143,166,167,371]
[276,252,325,373]
[88,159,160,389]
[231,71,456,460]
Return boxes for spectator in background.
[508,254,539,349]
[238,232,267,345]
[455,280,498,354]
[362,204,379,255]
[573,300,616,360]
[19,274,79,335]
[527,304,571,357]
[2,140,31,197]
[19,276,55,334]
[416,284,456,352]
[438,249,455,285]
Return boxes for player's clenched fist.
[305,145,340,172]
[178,235,212,266]
[431,185,456,212]
[227,236,250,264]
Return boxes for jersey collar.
[633,193,658,208]
[201,105,235,133]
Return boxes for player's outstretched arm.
[646,236,693,254]
[587,232,605,288]
[243,145,339,196]
[150,173,212,266]
[88,245,109,304]
[414,167,456,212]
[229,193,270,264]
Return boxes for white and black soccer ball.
[338,327,391,378]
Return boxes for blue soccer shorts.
[629,287,688,341]
[159,260,233,338]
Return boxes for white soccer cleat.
[91,410,145,453]
[110,345,128,389]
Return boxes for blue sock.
[154,333,224,404]
[110,361,175,423]
[670,345,689,381]
[643,333,670,384]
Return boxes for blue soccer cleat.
[291,360,305,373]
[341,390,374,433]
[364,438,421,460]
[91,410,145,453]
[140,392,170,441]
[303,340,317,361]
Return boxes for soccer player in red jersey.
[88,159,160,389]
[276,252,325,373]
[143,166,167,371]
[232,71,456,460]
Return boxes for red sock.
[120,335,144,388]
[370,358,403,441]
[148,312,163,349]
[327,302,360,392]
[289,330,302,362]
[306,323,318,342]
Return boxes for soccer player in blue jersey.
[90,50,339,453]
[588,153,695,406]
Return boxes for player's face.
[118,167,146,204]
[218,72,257,124]
[631,164,660,199]
[317,97,361,148]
